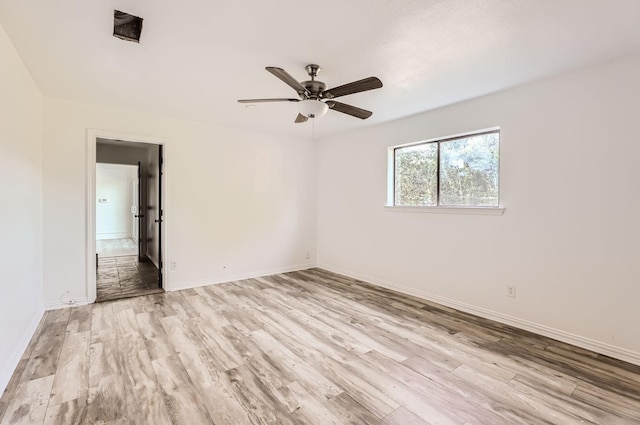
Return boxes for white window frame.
[386,127,504,215]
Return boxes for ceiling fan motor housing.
[301,80,326,99]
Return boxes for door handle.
[135,214,144,218]
[154,219,162,223]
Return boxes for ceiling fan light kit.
[238,64,382,123]
[298,99,329,118]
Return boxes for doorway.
[89,135,165,303]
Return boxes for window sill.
[384,205,505,215]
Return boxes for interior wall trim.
[317,263,640,367]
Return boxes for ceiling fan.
[237,64,383,123]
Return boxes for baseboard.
[0,308,43,395]
[45,297,89,311]
[168,262,316,291]
[317,263,640,367]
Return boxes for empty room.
[1,1,639,424]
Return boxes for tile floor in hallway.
[96,255,162,302]
[96,238,137,257]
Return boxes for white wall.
[42,99,317,305]
[0,24,44,393]
[96,164,136,240]
[317,54,640,363]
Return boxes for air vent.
[113,10,143,43]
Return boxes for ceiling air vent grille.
[113,10,143,43]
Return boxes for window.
[391,129,500,208]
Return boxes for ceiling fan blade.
[326,101,373,119]
[237,98,299,103]
[266,67,309,97]
[295,113,309,123]
[323,77,383,99]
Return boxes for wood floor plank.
[400,355,547,425]
[286,308,372,355]
[43,399,87,425]
[339,352,465,425]
[226,365,303,425]
[250,329,343,401]
[364,350,528,425]
[160,316,252,425]
[118,348,173,425]
[484,336,640,401]
[48,331,90,405]
[508,374,630,424]
[310,308,412,362]
[402,323,579,396]
[0,357,28,423]
[130,293,176,317]
[384,407,431,425]
[2,268,640,424]
[19,321,67,383]
[219,302,264,336]
[112,302,173,425]
[87,339,125,423]
[151,355,217,425]
[277,381,345,425]
[324,392,386,425]
[66,305,92,334]
[221,326,297,392]
[90,302,117,344]
[453,364,602,425]
[252,312,399,417]
[135,311,177,360]
[273,339,399,419]
[413,327,517,383]
[0,375,54,425]
[44,308,71,324]
[244,317,402,418]
[571,380,640,420]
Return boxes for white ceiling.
[1,0,639,138]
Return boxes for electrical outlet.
[507,285,517,298]
[170,261,177,270]
[305,251,310,260]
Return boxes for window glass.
[392,130,499,207]
[439,132,499,207]
[394,143,438,206]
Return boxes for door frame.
[85,129,168,304]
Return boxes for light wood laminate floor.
[1,269,639,424]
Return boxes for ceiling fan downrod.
[305,64,321,81]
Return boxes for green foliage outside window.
[394,131,499,207]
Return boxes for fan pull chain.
[312,118,315,142]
